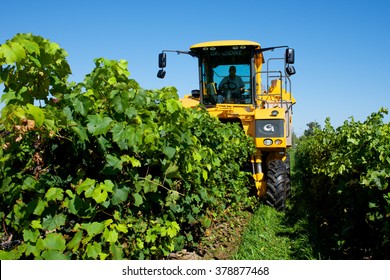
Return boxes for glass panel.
[200,46,252,105]
[214,64,250,104]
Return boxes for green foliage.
[0,33,70,105]
[0,34,254,259]
[294,109,390,259]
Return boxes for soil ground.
[168,210,252,260]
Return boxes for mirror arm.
[254,45,288,54]
[162,50,197,57]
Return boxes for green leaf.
[116,223,128,233]
[19,38,40,54]
[23,229,40,242]
[87,115,112,135]
[125,107,137,118]
[121,155,141,167]
[67,231,83,252]
[73,95,92,116]
[101,180,114,192]
[76,178,96,195]
[145,230,158,243]
[25,243,41,257]
[186,213,196,224]
[41,250,69,260]
[192,206,200,214]
[166,99,180,113]
[133,193,143,207]
[33,199,48,216]
[92,180,114,204]
[112,92,130,114]
[117,59,130,76]
[165,163,179,178]
[43,118,56,131]
[136,238,144,249]
[0,42,26,63]
[82,221,105,237]
[163,146,176,159]
[26,104,45,127]
[4,247,23,259]
[105,154,123,171]
[202,169,208,181]
[68,196,96,218]
[111,122,126,143]
[110,243,124,260]
[97,136,111,152]
[45,187,64,201]
[168,190,180,202]
[166,221,180,238]
[86,242,102,259]
[42,213,67,231]
[0,90,18,104]
[103,228,118,243]
[92,187,108,204]
[31,220,43,229]
[42,233,66,251]
[202,218,212,228]
[347,138,359,145]
[22,176,38,191]
[142,179,158,193]
[193,151,202,162]
[108,77,117,85]
[111,185,130,205]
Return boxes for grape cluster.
[0,236,21,250]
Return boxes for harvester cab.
[157,40,296,210]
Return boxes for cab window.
[200,47,252,105]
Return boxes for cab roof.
[190,40,261,50]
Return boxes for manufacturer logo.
[263,124,275,132]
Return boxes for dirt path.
[168,211,252,260]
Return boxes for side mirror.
[285,48,295,64]
[157,69,166,79]
[286,66,296,76]
[158,53,166,68]
[157,53,166,79]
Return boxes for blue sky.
[1,0,389,135]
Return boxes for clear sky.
[1,0,389,135]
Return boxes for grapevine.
[0,34,255,259]
[294,109,390,259]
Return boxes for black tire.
[265,159,287,211]
[285,154,291,198]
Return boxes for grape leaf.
[26,104,45,127]
[133,193,143,207]
[41,233,66,251]
[87,115,113,135]
[111,186,130,205]
[42,213,67,231]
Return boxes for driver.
[218,65,245,100]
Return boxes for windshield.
[200,47,252,105]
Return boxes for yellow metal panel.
[254,107,285,119]
[190,40,260,50]
[179,97,200,108]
